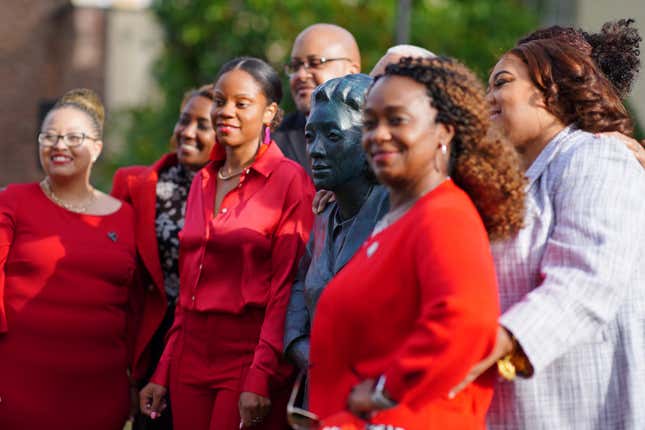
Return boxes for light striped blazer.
[487,126,645,429]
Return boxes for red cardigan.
[151,142,315,397]
[111,152,178,380]
[309,180,500,430]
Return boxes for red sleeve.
[242,171,315,397]
[0,186,17,334]
[126,257,146,380]
[149,303,183,387]
[111,166,145,203]
[383,205,499,409]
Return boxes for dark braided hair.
[378,56,526,240]
[215,57,284,129]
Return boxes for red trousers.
[169,309,291,430]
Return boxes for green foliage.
[99,0,538,186]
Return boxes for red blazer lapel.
[130,153,178,296]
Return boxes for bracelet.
[371,375,397,409]
[496,331,534,381]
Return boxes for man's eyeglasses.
[38,132,99,148]
[285,56,352,76]
[287,371,320,430]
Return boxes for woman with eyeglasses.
[111,84,216,430]
[307,57,526,430]
[0,89,138,430]
[139,57,314,430]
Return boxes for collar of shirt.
[525,124,578,187]
[207,140,281,179]
[201,141,286,222]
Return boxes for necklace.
[371,198,417,236]
[371,177,451,236]
[40,178,96,213]
[217,167,246,181]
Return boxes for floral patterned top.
[155,163,195,300]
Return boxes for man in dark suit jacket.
[274,23,361,175]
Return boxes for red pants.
[169,308,291,430]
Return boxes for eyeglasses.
[38,132,99,148]
[285,56,352,76]
[287,371,320,430]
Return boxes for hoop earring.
[263,126,271,145]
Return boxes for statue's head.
[305,73,373,191]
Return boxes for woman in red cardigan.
[0,89,138,430]
[112,84,216,429]
[140,57,314,430]
[308,57,526,430]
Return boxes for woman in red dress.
[308,57,526,430]
[112,84,216,430]
[0,89,138,430]
[140,57,314,430]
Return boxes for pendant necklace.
[40,178,96,213]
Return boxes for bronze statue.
[284,74,389,371]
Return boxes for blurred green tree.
[97,0,537,187]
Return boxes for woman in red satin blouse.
[112,84,216,430]
[0,89,138,430]
[140,57,314,430]
[308,57,526,430]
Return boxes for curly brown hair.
[518,19,641,100]
[510,38,633,135]
[382,56,526,240]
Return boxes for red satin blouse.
[151,142,314,397]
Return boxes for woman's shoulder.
[270,156,314,189]
[0,182,41,204]
[552,129,644,179]
[418,180,480,216]
[113,165,149,185]
[410,181,486,237]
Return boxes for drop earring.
[441,144,447,155]
[263,126,271,145]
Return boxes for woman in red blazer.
[308,57,526,430]
[140,57,314,430]
[112,84,216,429]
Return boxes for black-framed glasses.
[37,132,99,148]
[287,371,320,430]
[284,56,352,76]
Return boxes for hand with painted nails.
[598,131,645,169]
[312,189,335,214]
[139,382,168,419]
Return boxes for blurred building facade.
[0,0,643,187]
[0,0,160,186]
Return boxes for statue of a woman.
[284,73,389,371]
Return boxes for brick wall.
[0,0,107,187]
